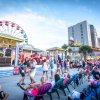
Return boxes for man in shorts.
[17,60,26,86]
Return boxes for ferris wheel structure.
[0,20,28,44]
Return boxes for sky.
[0,0,100,50]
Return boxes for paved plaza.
[0,68,88,100]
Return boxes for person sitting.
[92,67,100,80]
[63,74,70,85]
[54,74,60,82]
[0,85,8,100]
[22,77,47,100]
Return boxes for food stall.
[0,33,23,67]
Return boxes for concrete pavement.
[0,68,88,100]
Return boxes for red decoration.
[40,54,43,59]
[17,26,20,30]
[0,21,2,26]
[5,21,9,26]
[11,23,15,27]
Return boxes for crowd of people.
[1,54,100,100]
[16,55,100,100]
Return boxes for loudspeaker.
[5,49,11,56]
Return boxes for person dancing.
[30,59,37,84]
[42,59,49,80]
[17,60,26,86]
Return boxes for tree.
[61,44,68,58]
[79,45,93,61]
[68,48,72,54]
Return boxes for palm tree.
[61,44,68,58]
[79,45,93,61]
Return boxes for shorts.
[64,65,69,68]
[20,72,25,77]
[80,65,82,67]
[43,70,48,74]
[51,68,55,72]
[19,69,25,77]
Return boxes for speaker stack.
[5,49,11,56]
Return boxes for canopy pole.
[15,41,19,67]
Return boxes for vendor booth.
[0,33,23,67]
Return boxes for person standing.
[30,59,37,84]
[17,60,26,86]
[49,57,55,79]
[60,60,64,74]
[24,57,30,75]
[56,60,60,75]
[42,59,49,80]
[64,60,69,72]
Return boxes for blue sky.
[0,0,100,50]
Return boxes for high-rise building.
[98,38,100,47]
[68,20,92,46]
[90,25,98,48]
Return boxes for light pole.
[15,41,19,67]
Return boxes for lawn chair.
[59,74,79,96]
[79,73,85,85]
[70,74,79,89]
[59,78,70,96]
[23,83,52,100]
[59,76,75,96]
[47,78,64,100]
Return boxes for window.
[81,34,83,36]
[72,27,74,32]
[81,36,83,39]
[72,27,74,38]
[81,36,84,44]
[80,24,83,33]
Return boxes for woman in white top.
[42,59,49,80]
[30,59,37,83]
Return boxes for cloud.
[0,11,69,50]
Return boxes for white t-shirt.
[30,68,36,78]
[67,62,70,67]
[30,62,37,69]
[43,62,48,71]
[30,62,37,78]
